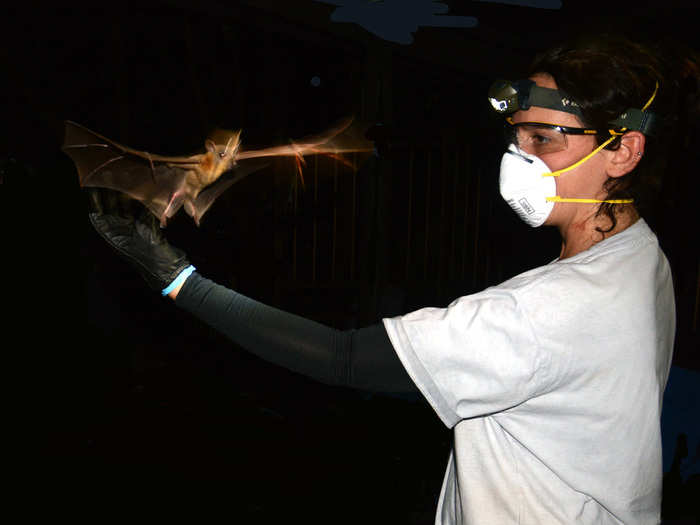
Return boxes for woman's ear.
[606,131,646,178]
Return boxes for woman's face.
[511,73,612,227]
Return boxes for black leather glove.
[89,211,193,293]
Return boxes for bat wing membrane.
[62,121,196,219]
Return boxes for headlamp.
[487,79,534,114]
[488,79,584,118]
[487,79,659,135]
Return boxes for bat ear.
[205,139,217,153]
[228,130,243,155]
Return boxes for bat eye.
[219,152,225,158]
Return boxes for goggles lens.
[506,122,569,155]
[505,120,609,156]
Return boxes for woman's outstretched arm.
[175,272,418,394]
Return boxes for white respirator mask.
[498,136,633,228]
[499,144,556,227]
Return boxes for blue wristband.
[161,265,196,296]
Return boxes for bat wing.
[236,116,375,164]
[62,121,200,221]
[188,160,269,225]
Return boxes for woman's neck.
[558,205,639,260]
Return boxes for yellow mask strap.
[546,196,634,204]
[543,134,619,178]
[541,132,635,204]
[642,81,659,111]
[542,133,634,204]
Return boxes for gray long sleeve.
[175,272,417,393]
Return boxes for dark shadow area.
[4,2,698,522]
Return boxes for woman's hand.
[89,210,194,297]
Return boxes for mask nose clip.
[505,148,534,164]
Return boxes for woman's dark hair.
[528,34,688,233]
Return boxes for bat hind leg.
[183,200,201,227]
[161,191,186,228]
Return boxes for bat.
[62,118,374,227]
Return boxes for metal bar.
[351,154,356,280]
[183,19,209,133]
[461,145,470,279]
[406,150,414,280]
[360,85,366,120]
[451,149,459,282]
[332,158,338,280]
[111,15,129,142]
[292,165,298,280]
[483,196,493,286]
[694,260,699,332]
[438,141,447,296]
[472,166,481,287]
[312,156,318,282]
[424,150,432,279]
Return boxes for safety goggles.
[504,117,623,156]
[489,79,659,136]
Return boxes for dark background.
[4,1,698,522]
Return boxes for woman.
[90,35,676,524]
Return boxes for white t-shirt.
[383,219,675,524]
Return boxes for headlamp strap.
[608,81,659,134]
[609,109,656,135]
[528,85,584,118]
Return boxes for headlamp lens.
[488,80,520,114]
[489,97,510,112]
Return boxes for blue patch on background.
[315,0,563,45]
[315,0,477,44]
[662,366,700,479]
